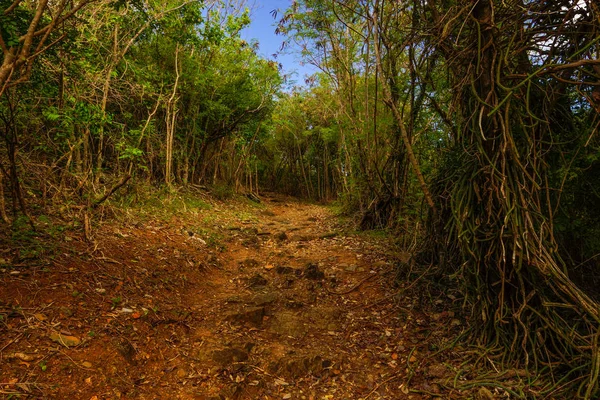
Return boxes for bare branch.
[3,0,23,15]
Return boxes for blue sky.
[241,0,317,86]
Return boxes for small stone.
[420,382,441,394]
[115,340,136,364]
[304,263,325,280]
[226,307,265,327]
[275,232,288,241]
[476,388,495,400]
[189,236,206,245]
[269,312,307,338]
[211,347,249,367]
[248,274,268,289]
[9,352,35,362]
[239,259,260,269]
[225,296,243,303]
[253,293,278,306]
[285,300,304,309]
[275,265,296,275]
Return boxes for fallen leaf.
[132,312,141,319]
[34,313,48,321]
[16,383,32,393]
[11,352,35,362]
[49,332,81,347]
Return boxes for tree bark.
[165,45,181,187]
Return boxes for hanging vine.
[424,0,600,397]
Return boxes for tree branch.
[3,0,23,15]
[91,175,131,209]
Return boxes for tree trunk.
[0,169,9,223]
[165,45,181,187]
[371,6,436,213]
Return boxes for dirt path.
[1,194,463,399]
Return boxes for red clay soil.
[1,193,497,399]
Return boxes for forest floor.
[1,193,508,399]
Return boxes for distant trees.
[1,0,100,223]
[0,0,281,220]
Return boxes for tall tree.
[424,0,600,395]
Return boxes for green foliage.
[0,0,282,206]
[111,296,122,309]
[0,1,33,46]
[183,196,212,211]
[210,184,235,201]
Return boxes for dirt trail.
[1,194,461,399]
